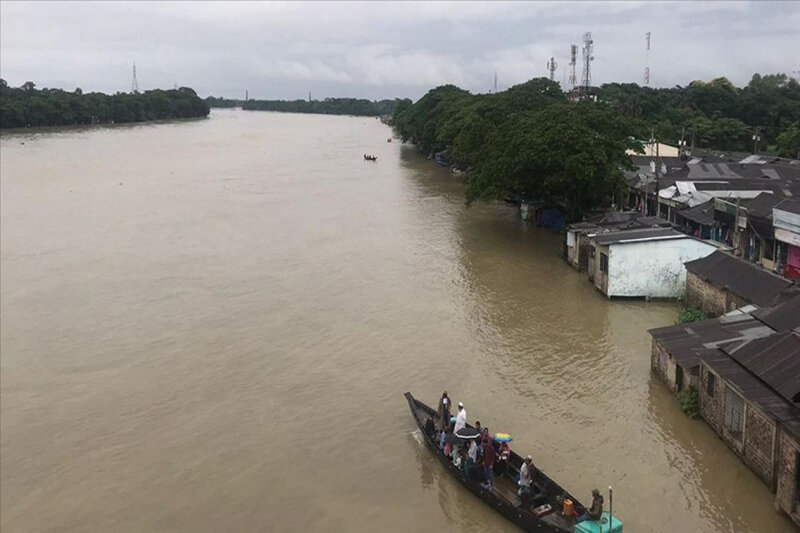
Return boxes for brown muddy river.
[0,109,794,532]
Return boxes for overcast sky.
[1,1,798,101]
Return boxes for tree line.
[0,80,210,128]
[596,74,800,156]
[239,97,409,117]
[393,73,800,219]
[393,78,637,219]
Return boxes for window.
[706,371,715,397]
[724,386,744,438]
[600,253,609,273]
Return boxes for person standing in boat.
[517,455,534,507]
[480,428,495,491]
[454,402,467,433]
[576,489,604,523]
[437,391,451,430]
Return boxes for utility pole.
[752,128,761,154]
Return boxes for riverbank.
[0,82,209,129]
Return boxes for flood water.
[1,109,794,532]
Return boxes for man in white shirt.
[454,402,467,434]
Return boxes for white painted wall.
[606,238,718,298]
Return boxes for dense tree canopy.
[394,72,800,218]
[394,78,637,219]
[0,80,210,128]
[595,73,800,155]
[241,97,407,117]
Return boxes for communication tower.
[581,33,594,91]
[644,32,651,87]
[568,44,578,89]
[547,57,558,81]
[131,62,139,93]
[494,70,498,93]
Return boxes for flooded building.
[698,330,800,526]
[650,294,800,526]
[589,228,717,298]
[684,251,794,316]
[649,307,771,393]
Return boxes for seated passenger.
[425,416,436,438]
[576,489,604,523]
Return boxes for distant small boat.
[387,138,392,143]
[364,154,378,161]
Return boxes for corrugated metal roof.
[702,348,800,439]
[751,295,800,332]
[684,251,793,307]
[745,192,786,219]
[648,315,774,368]
[591,227,684,245]
[775,198,800,215]
[676,200,715,225]
[722,331,800,404]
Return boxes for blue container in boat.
[573,512,623,533]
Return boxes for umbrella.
[444,427,482,444]
[493,432,513,443]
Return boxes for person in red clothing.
[480,428,495,491]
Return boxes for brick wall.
[685,272,727,316]
[743,405,777,486]
[651,339,672,389]
[776,431,800,527]
[699,365,723,433]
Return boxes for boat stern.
[573,512,622,533]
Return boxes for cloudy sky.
[1,1,798,101]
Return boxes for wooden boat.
[364,154,378,161]
[405,392,622,532]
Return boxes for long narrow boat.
[405,392,622,533]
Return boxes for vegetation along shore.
[0,80,210,129]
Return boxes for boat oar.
[608,486,613,533]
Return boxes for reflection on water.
[1,110,794,532]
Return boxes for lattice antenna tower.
[568,44,578,89]
[644,32,651,87]
[581,33,594,91]
[547,57,558,81]
[131,62,139,93]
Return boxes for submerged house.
[649,308,772,393]
[589,227,717,298]
[650,295,800,526]
[698,330,800,526]
[684,251,794,316]
[564,213,670,272]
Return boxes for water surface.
[1,109,793,532]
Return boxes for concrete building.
[564,213,670,272]
[684,251,794,316]
[589,228,717,298]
